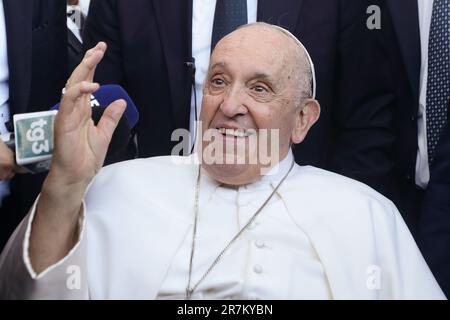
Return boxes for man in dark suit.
[419,104,450,298]
[0,0,68,250]
[83,0,397,204]
[383,0,449,235]
[382,0,450,297]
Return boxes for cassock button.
[255,241,265,248]
[253,265,263,274]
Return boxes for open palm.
[49,43,126,187]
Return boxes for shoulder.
[84,155,198,223]
[88,155,196,192]
[84,155,198,210]
[283,165,399,223]
[280,166,411,253]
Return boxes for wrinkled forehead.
[210,26,294,76]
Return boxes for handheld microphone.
[52,84,139,128]
[3,85,139,174]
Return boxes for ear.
[291,99,321,144]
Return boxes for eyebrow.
[210,63,271,79]
[209,63,275,86]
[210,62,227,70]
[251,72,271,80]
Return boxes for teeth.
[217,128,251,137]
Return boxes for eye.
[251,84,269,94]
[253,85,268,93]
[211,78,225,87]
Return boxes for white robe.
[0,153,445,299]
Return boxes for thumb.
[96,99,127,144]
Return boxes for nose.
[219,87,248,118]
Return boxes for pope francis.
[0,23,445,300]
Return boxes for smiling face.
[199,24,320,186]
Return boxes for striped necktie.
[211,0,248,50]
[426,0,450,167]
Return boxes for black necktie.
[426,0,450,167]
[211,0,248,50]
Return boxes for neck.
[217,150,294,189]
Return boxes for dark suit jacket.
[381,0,423,234]
[0,0,68,251]
[384,0,450,295]
[84,0,397,208]
[68,27,84,73]
[419,108,450,298]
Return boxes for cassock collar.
[242,149,295,191]
[198,149,295,194]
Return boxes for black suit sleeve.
[329,0,396,197]
[419,122,450,298]
[83,0,124,85]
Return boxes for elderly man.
[0,23,444,300]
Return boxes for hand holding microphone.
[0,139,25,181]
[1,84,138,175]
[1,44,138,184]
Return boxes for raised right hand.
[29,43,126,273]
[46,42,126,190]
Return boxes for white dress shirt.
[67,0,90,43]
[190,0,258,147]
[0,0,11,204]
[157,151,331,299]
[78,0,90,17]
[416,0,434,188]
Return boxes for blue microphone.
[5,85,139,174]
[52,84,139,129]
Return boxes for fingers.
[62,81,99,105]
[0,138,10,153]
[14,165,29,174]
[96,99,127,143]
[0,140,17,181]
[59,82,100,117]
[0,165,15,180]
[66,42,107,88]
[58,42,106,123]
[0,171,15,181]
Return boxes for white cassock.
[0,151,445,300]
